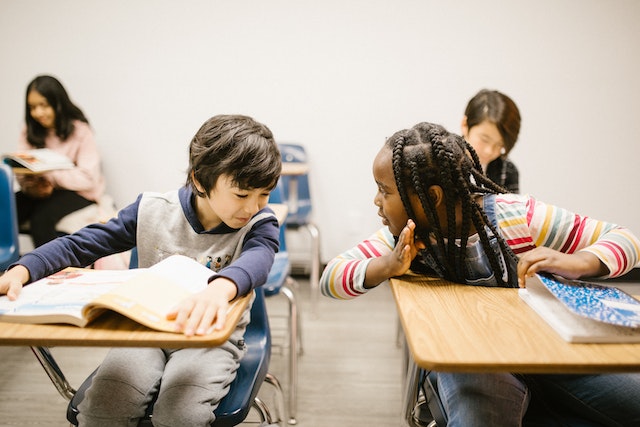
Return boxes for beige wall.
[1,0,639,263]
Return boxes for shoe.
[413,399,436,427]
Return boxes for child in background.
[461,88,521,193]
[320,121,640,426]
[0,114,282,426]
[15,75,106,247]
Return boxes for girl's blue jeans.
[437,372,640,427]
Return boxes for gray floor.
[0,274,404,426]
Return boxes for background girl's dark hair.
[25,75,88,148]
[386,122,519,287]
[464,89,521,155]
[187,114,282,196]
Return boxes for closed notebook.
[520,273,640,343]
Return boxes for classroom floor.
[0,274,404,426]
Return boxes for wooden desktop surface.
[0,292,251,348]
[281,162,308,176]
[390,275,640,373]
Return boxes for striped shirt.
[321,193,640,300]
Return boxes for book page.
[83,255,217,332]
[0,269,139,326]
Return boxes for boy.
[0,114,282,426]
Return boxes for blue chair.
[278,143,320,313]
[0,163,20,271]
[266,182,302,425]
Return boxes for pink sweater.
[17,121,105,202]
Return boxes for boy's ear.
[428,185,445,207]
[191,172,206,196]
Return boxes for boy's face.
[195,174,271,230]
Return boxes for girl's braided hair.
[386,122,518,287]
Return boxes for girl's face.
[461,118,504,168]
[195,174,271,230]
[27,90,56,129]
[372,146,411,236]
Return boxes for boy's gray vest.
[136,190,272,271]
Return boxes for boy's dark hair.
[187,114,282,196]
[464,89,521,155]
[25,75,88,148]
[386,122,519,287]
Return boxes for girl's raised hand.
[386,219,426,277]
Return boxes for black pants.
[16,189,94,247]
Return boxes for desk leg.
[401,340,421,427]
[30,346,76,401]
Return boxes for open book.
[3,148,75,173]
[520,273,640,343]
[0,255,234,333]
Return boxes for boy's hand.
[517,247,609,288]
[166,277,238,337]
[0,265,30,300]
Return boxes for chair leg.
[252,396,273,424]
[303,223,320,317]
[30,346,76,401]
[279,284,299,425]
[284,277,303,356]
[265,373,286,427]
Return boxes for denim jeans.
[436,372,640,427]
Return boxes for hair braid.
[391,132,416,221]
[386,122,520,287]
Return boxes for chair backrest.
[215,286,271,426]
[278,143,312,225]
[0,163,20,270]
[269,180,287,252]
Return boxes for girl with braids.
[320,122,640,426]
[14,75,105,247]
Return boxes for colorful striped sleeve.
[320,227,395,299]
[495,194,640,278]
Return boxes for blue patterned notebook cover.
[537,274,640,327]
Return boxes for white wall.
[1,0,639,263]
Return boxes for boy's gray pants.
[77,312,249,427]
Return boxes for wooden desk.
[391,275,640,426]
[281,162,309,177]
[0,292,251,349]
[391,275,640,374]
[280,162,308,216]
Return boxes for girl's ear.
[428,185,445,207]
[460,116,469,138]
